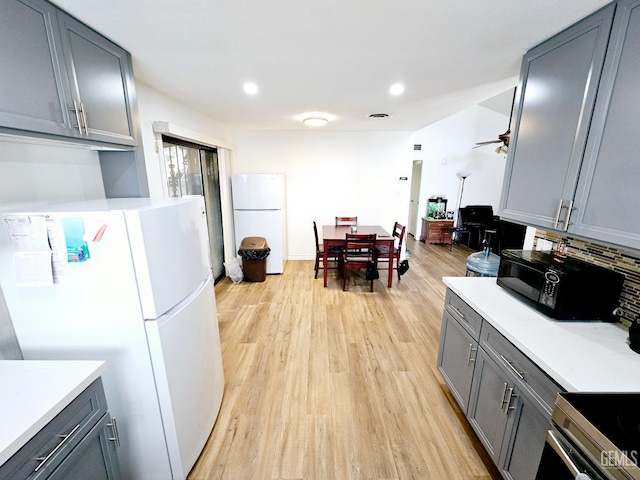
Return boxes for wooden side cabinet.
[420,218,453,245]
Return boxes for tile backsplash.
[533,230,640,326]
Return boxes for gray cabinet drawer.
[480,322,561,413]
[0,378,108,479]
[444,289,483,340]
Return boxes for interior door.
[408,160,423,236]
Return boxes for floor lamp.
[455,171,471,225]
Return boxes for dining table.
[322,225,395,288]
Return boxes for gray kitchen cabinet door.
[570,0,640,250]
[0,0,73,136]
[56,10,137,146]
[499,4,614,230]
[437,311,477,413]
[498,388,549,480]
[466,349,513,465]
[48,413,121,480]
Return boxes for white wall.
[413,105,508,236]
[135,81,235,198]
[232,130,415,260]
[0,136,106,208]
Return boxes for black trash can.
[238,237,270,282]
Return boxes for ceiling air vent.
[414,144,422,151]
[369,113,389,119]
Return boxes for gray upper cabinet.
[0,0,138,147]
[499,4,615,230]
[0,0,72,136]
[571,0,640,249]
[56,10,137,146]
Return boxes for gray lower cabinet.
[47,413,120,480]
[466,349,512,464]
[0,377,121,480]
[438,288,562,480]
[437,311,477,412]
[0,0,138,147]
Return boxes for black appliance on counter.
[497,249,624,321]
[536,392,640,480]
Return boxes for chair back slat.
[336,216,358,226]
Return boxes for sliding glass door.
[162,138,225,283]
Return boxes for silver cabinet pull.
[449,305,465,319]
[108,417,121,447]
[500,382,509,411]
[563,200,574,231]
[34,423,81,472]
[502,387,516,414]
[499,354,524,380]
[70,101,83,134]
[553,199,564,229]
[546,430,582,477]
[79,102,89,135]
[467,343,477,366]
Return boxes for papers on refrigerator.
[4,215,53,286]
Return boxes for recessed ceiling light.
[303,116,329,127]
[243,82,258,95]
[369,113,390,118]
[390,83,404,95]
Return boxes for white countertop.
[443,276,640,393]
[0,360,106,466]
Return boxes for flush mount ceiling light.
[389,83,405,95]
[303,116,329,127]
[243,82,258,95]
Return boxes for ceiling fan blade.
[474,139,502,146]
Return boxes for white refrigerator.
[0,197,224,480]
[231,173,285,274]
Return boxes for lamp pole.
[455,171,471,225]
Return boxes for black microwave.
[496,249,624,321]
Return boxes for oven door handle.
[546,429,587,478]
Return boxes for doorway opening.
[162,137,225,283]
[408,160,423,237]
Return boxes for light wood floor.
[188,236,502,480]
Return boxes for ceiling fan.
[473,87,516,152]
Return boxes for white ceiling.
[51,0,611,132]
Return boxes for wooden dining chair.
[341,233,377,292]
[376,222,406,282]
[335,216,358,226]
[313,221,341,279]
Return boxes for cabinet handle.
[449,305,465,319]
[467,343,477,365]
[562,200,574,231]
[499,354,524,380]
[34,423,81,472]
[467,343,477,366]
[553,199,564,229]
[500,382,509,411]
[70,101,83,134]
[502,387,516,414]
[108,417,121,447]
[79,102,89,135]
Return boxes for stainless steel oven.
[536,393,640,480]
